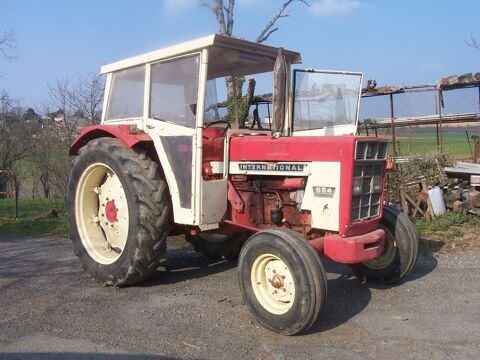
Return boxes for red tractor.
[67,35,418,335]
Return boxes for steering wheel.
[204,120,232,139]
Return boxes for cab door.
[144,51,228,227]
[145,54,202,225]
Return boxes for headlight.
[352,177,362,196]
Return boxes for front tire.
[353,205,419,284]
[67,138,171,286]
[238,228,327,335]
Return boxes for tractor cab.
[97,34,363,228]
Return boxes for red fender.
[69,125,152,155]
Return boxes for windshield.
[292,70,363,131]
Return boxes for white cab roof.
[101,34,302,78]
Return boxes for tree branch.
[200,0,228,35]
[466,32,480,49]
[226,0,235,36]
[255,0,309,43]
[0,29,16,59]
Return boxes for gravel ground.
[0,235,479,360]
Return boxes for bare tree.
[30,74,104,197]
[200,0,235,36]
[255,0,309,43]
[45,78,79,145]
[201,0,309,44]
[0,92,30,170]
[201,0,309,127]
[70,73,104,125]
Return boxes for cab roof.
[100,34,302,78]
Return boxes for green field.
[0,198,68,237]
[395,135,471,157]
[361,126,478,158]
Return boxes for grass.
[415,211,479,254]
[368,127,476,158]
[415,211,471,237]
[0,198,68,237]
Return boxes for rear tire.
[238,228,327,335]
[185,231,250,261]
[67,138,171,286]
[353,205,419,284]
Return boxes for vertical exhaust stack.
[272,48,287,138]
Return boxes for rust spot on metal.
[269,274,284,289]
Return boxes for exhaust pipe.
[272,48,287,138]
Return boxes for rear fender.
[69,125,152,155]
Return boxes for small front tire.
[238,228,327,335]
[353,205,419,284]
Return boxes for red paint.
[228,135,385,237]
[202,136,225,161]
[229,135,359,235]
[204,127,226,139]
[323,229,385,263]
[225,220,260,232]
[227,181,245,213]
[69,125,152,155]
[105,200,118,223]
[308,237,325,253]
[229,135,371,162]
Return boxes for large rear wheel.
[238,228,327,335]
[353,205,419,284]
[67,138,171,286]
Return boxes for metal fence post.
[389,93,397,157]
[436,89,443,153]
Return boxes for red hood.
[229,135,376,162]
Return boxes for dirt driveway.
[0,235,479,360]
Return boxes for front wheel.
[353,205,419,284]
[238,228,327,335]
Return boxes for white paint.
[301,162,341,231]
[229,161,311,176]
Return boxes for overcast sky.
[1,0,479,107]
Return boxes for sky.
[1,0,479,107]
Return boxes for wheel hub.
[105,200,118,223]
[269,273,284,289]
[75,163,129,265]
[251,254,296,315]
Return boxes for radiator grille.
[351,163,383,222]
[355,141,388,161]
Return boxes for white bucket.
[428,186,446,216]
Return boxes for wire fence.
[216,84,480,160]
[358,85,480,160]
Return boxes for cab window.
[105,65,145,120]
[150,55,200,128]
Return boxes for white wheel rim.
[75,163,129,265]
[251,253,296,315]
